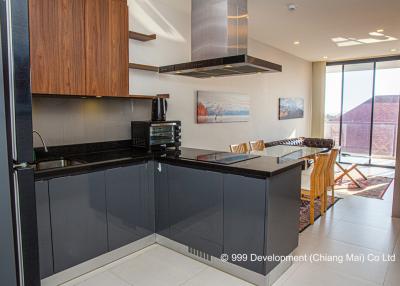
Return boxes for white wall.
[32,0,312,151]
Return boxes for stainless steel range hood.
[159,0,282,78]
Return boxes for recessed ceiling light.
[224,65,233,68]
[176,71,182,74]
[391,48,397,52]
[332,37,348,43]
[293,41,300,45]
[377,29,384,33]
[323,56,328,60]
[96,96,102,98]
[369,32,384,37]
[337,41,363,47]
[288,4,296,11]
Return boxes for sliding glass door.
[340,62,374,165]
[371,60,400,167]
[325,57,400,168]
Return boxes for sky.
[325,65,400,116]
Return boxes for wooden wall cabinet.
[29,0,129,97]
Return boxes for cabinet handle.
[157,163,162,172]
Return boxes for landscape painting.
[197,91,250,123]
[279,97,304,120]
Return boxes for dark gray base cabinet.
[223,174,266,274]
[35,162,153,276]
[105,163,155,251]
[156,163,224,257]
[156,162,301,276]
[35,181,53,279]
[49,171,108,273]
[35,160,300,278]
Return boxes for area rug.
[335,175,393,200]
[299,196,340,232]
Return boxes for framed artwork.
[197,91,250,123]
[279,98,304,120]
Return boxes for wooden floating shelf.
[129,94,169,100]
[32,93,169,100]
[129,31,156,42]
[129,63,159,72]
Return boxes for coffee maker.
[151,98,168,121]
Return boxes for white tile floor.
[58,167,400,286]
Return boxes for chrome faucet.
[33,130,48,152]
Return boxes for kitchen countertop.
[34,141,305,180]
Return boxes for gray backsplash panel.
[32,97,152,147]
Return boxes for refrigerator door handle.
[12,172,25,286]
[4,0,17,160]
[13,162,29,170]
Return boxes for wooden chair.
[249,140,265,151]
[325,147,340,208]
[230,143,250,153]
[301,153,329,224]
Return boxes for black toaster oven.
[131,121,181,151]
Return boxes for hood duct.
[159,0,282,78]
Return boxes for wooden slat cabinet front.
[29,0,129,97]
[29,0,86,95]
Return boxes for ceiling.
[163,0,400,62]
[248,0,400,62]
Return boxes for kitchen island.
[34,142,304,286]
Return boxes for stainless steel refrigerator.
[0,0,40,285]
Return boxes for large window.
[324,65,342,144]
[324,57,400,167]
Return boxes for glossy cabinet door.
[154,163,170,238]
[35,181,53,279]
[223,174,266,274]
[29,0,86,95]
[49,172,108,273]
[264,167,301,274]
[105,163,154,251]
[167,164,223,257]
[85,0,128,96]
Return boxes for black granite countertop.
[34,141,304,180]
[159,147,304,179]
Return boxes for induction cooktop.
[194,152,260,165]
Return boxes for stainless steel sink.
[34,159,85,171]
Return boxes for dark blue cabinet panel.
[167,164,223,257]
[223,174,266,274]
[105,163,154,251]
[49,172,108,273]
[35,181,53,279]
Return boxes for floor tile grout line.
[329,216,400,235]
[305,217,397,254]
[107,245,208,286]
[304,261,384,286]
[107,271,136,286]
[322,234,396,254]
[177,267,209,286]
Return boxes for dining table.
[250,145,328,164]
